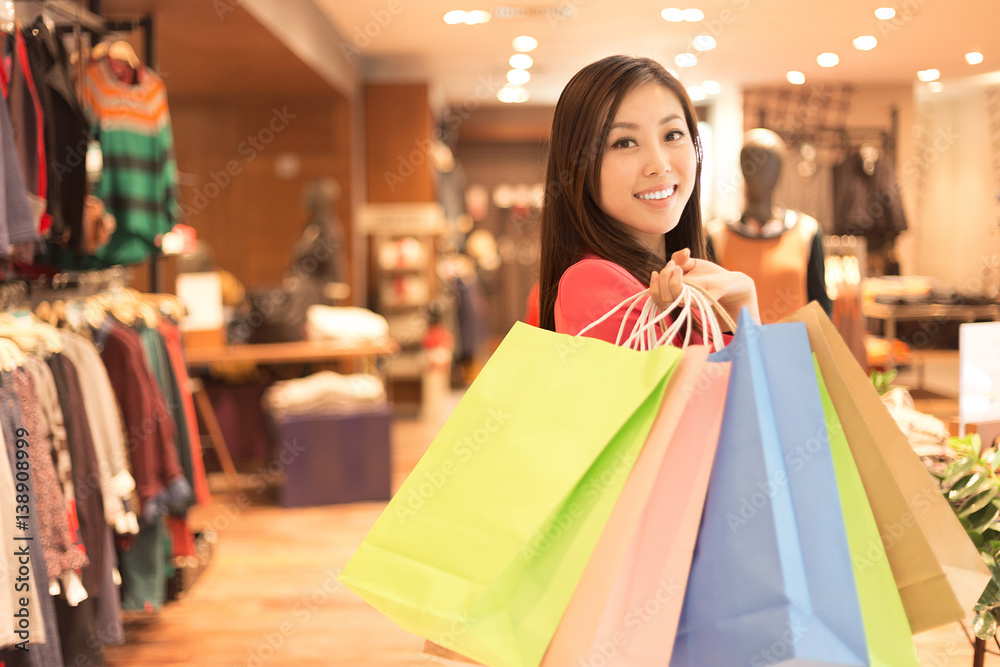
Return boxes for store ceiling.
[313,0,1000,105]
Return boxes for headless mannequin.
[707,129,832,321]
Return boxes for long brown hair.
[538,55,706,331]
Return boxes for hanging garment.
[832,151,908,257]
[0,372,62,667]
[82,56,178,265]
[58,331,138,532]
[2,29,47,232]
[94,318,189,519]
[23,18,90,247]
[157,319,210,505]
[0,82,38,253]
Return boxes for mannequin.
[707,128,832,323]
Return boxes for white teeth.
[637,186,676,200]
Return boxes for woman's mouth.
[635,186,677,200]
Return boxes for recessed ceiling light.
[509,54,533,69]
[512,35,538,52]
[853,36,877,51]
[928,81,944,92]
[443,10,466,24]
[917,68,940,81]
[817,52,840,67]
[675,53,698,68]
[875,7,895,20]
[702,80,721,95]
[682,8,704,21]
[688,86,706,101]
[787,71,806,85]
[692,34,716,51]
[463,10,491,24]
[498,85,529,103]
[661,8,684,21]
[966,52,984,65]
[507,68,530,85]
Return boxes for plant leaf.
[952,473,993,504]
[974,609,999,639]
[960,486,1000,518]
[944,458,981,490]
[968,503,1000,534]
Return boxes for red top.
[555,256,729,350]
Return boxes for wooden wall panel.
[364,84,435,203]
[170,96,356,294]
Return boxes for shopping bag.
[670,312,868,666]
[783,302,991,633]
[813,359,920,667]
[339,321,683,667]
[583,359,729,666]
[540,346,712,666]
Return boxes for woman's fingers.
[670,248,696,272]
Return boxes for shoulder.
[555,257,645,336]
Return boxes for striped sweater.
[82,58,178,266]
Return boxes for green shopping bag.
[814,359,920,667]
[339,322,681,667]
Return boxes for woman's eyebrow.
[610,114,682,130]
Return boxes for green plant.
[868,368,900,396]
[939,433,1000,639]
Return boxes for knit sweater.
[82,58,178,265]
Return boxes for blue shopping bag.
[670,312,868,666]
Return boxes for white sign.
[960,321,1000,430]
[176,272,223,331]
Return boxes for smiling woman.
[537,55,758,342]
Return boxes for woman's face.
[597,82,697,260]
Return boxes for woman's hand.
[649,248,759,327]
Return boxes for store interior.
[2,0,1000,665]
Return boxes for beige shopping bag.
[782,302,991,633]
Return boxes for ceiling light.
[917,68,940,81]
[787,70,806,85]
[874,7,896,20]
[464,10,491,24]
[443,10,466,24]
[512,35,538,52]
[661,8,684,21]
[497,85,529,103]
[675,52,698,68]
[509,54,533,69]
[817,52,839,67]
[682,8,704,21]
[687,86,706,101]
[507,68,530,85]
[966,52,984,65]
[692,34,716,51]
[928,81,944,93]
[702,80,721,94]
[853,36,877,51]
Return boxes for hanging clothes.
[82,56,178,266]
[832,150,908,275]
[22,18,90,248]
[1,79,38,255]
[2,28,47,234]
[58,330,138,533]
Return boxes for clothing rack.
[25,265,127,308]
[11,0,162,291]
[777,107,899,165]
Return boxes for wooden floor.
[103,394,1000,667]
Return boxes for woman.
[538,55,758,344]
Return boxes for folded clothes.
[305,306,389,344]
[263,370,386,418]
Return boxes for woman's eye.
[665,130,685,142]
[612,138,636,149]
